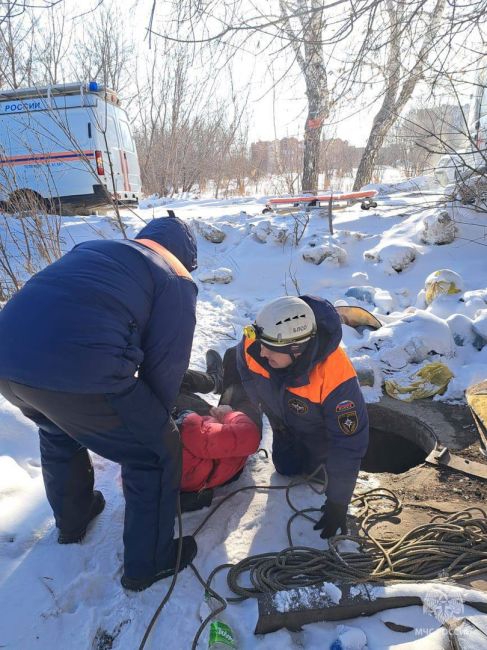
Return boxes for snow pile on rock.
[345,286,395,314]
[366,310,455,368]
[473,309,487,343]
[301,239,347,265]
[464,289,487,310]
[194,221,226,243]
[337,230,368,242]
[363,240,419,274]
[198,267,233,284]
[252,220,289,244]
[350,355,382,385]
[420,209,456,245]
[344,286,375,305]
[447,313,481,348]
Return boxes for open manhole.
[361,404,437,474]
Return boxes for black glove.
[313,500,348,539]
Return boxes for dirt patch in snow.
[354,444,487,591]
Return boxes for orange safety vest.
[243,337,357,404]
[134,238,192,280]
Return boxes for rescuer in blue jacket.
[236,295,369,539]
[0,215,198,591]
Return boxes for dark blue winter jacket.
[237,295,369,505]
[0,216,198,420]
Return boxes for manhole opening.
[361,406,437,474]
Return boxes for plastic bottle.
[208,620,237,649]
[203,591,237,649]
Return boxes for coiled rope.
[139,467,487,649]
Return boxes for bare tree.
[132,37,251,198]
[384,103,470,178]
[146,0,379,194]
[278,1,329,192]
[0,211,62,300]
[353,0,454,190]
[0,0,37,88]
[32,0,72,85]
[72,2,134,95]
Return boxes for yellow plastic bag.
[424,269,463,305]
[385,362,454,401]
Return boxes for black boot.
[121,536,197,592]
[180,488,214,513]
[58,490,105,544]
[206,349,223,394]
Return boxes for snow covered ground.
[1,178,487,649]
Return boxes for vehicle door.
[97,106,124,195]
[117,115,141,194]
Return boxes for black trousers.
[0,378,181,581]
[176,369,214,415]
[177,359,262,429]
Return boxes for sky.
[26,0,483,148]
[1,173,487,647]
[114,0,376,146]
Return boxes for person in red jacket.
[175,350,261,511]
[180,405,260,492]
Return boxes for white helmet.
[254,296,317,348]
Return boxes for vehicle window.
[105,116,120,147]
[119,120,135,152]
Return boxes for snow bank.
[367,310,455,368]
[364,240,419,274]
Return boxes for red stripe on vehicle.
[0,150,95,166]
[119,150,130,191]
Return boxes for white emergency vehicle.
[0,81,141,211]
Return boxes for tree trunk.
[280,0,329,193]
[353,109,397,190]
[302,104,324,192]
[353,0,446,190]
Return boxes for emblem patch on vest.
[288,397,308,415]
[338,411,358,435]
[336,400,355,413]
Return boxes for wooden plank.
[255,580,487,635]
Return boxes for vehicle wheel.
[361,202,370,210]
[371,201,378,208]
[46,198,64,215]
[262,207,273,214]
[8,189,47,215]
